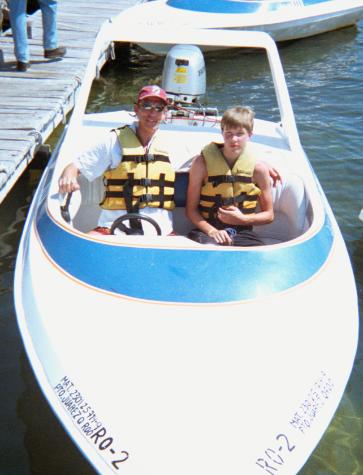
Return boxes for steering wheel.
[110,213,162,236]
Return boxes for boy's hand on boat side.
[58,163,81,194]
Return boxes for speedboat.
[125,0,363,55]
[359,208,363,221]
[14,15,359,475]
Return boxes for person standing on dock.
[9,0,66,71]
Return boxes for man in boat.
[58,85,176,236]
[186,106,274,246]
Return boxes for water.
[1,23,363,474]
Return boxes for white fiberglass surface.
[23,227,358,474]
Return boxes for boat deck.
[0,0,138,205]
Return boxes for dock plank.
[0,0,139,204]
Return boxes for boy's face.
[222,126,251,158]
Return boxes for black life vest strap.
[208,174,252,187]
[200,194,242,205]
[122,154,170,164]
[104,191,174,205]
[199,194,224,221]
[105,177,174,188]
[199,203,257,212]
[123,174,142,231]
[138,192,174,206]
[200,193,257,205]
[158,174,166,208]
[200,193,257,217]
[105,170,174,209]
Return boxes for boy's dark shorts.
[188,228,264,247]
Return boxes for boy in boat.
[58,85,176,236]
[186,106,274,246]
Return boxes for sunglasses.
[138,102,166,113]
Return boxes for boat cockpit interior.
[59,123,313,247]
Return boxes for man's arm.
[58,163,81,194]
[267,164,281,187]
[58,130,121,195]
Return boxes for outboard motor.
[162,44,206,106]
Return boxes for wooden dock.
[0,0,139,204]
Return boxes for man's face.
[222,126,251,157]
[135,98,167,133]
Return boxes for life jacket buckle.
[134,155,144,164]
[211,175,236,187]
[145,153,155,162]
[139,178,152,186]
[139,193,153,203]
[223,197,235,206]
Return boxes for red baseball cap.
[137,85,168,104]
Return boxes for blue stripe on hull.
[36,208,333,303]
[167,0,327,14]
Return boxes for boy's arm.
[186,155,210,233]
[253,161,275,224]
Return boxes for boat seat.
[72,169,309,244]
[254,172,309,244]
[172,170,309,243]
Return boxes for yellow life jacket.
[199,142,261,222]
[100,126,175,211]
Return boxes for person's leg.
[8,0,29,63]
[232,230,265,247]
[188,229,217,245]
[188,226,265,247]
[38,0,66,58]
[38,0,57,50]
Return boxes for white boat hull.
[125,0,363,54]
[14,25,359,475]
[15,193,359,474]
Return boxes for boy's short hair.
[221,106,255,134]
